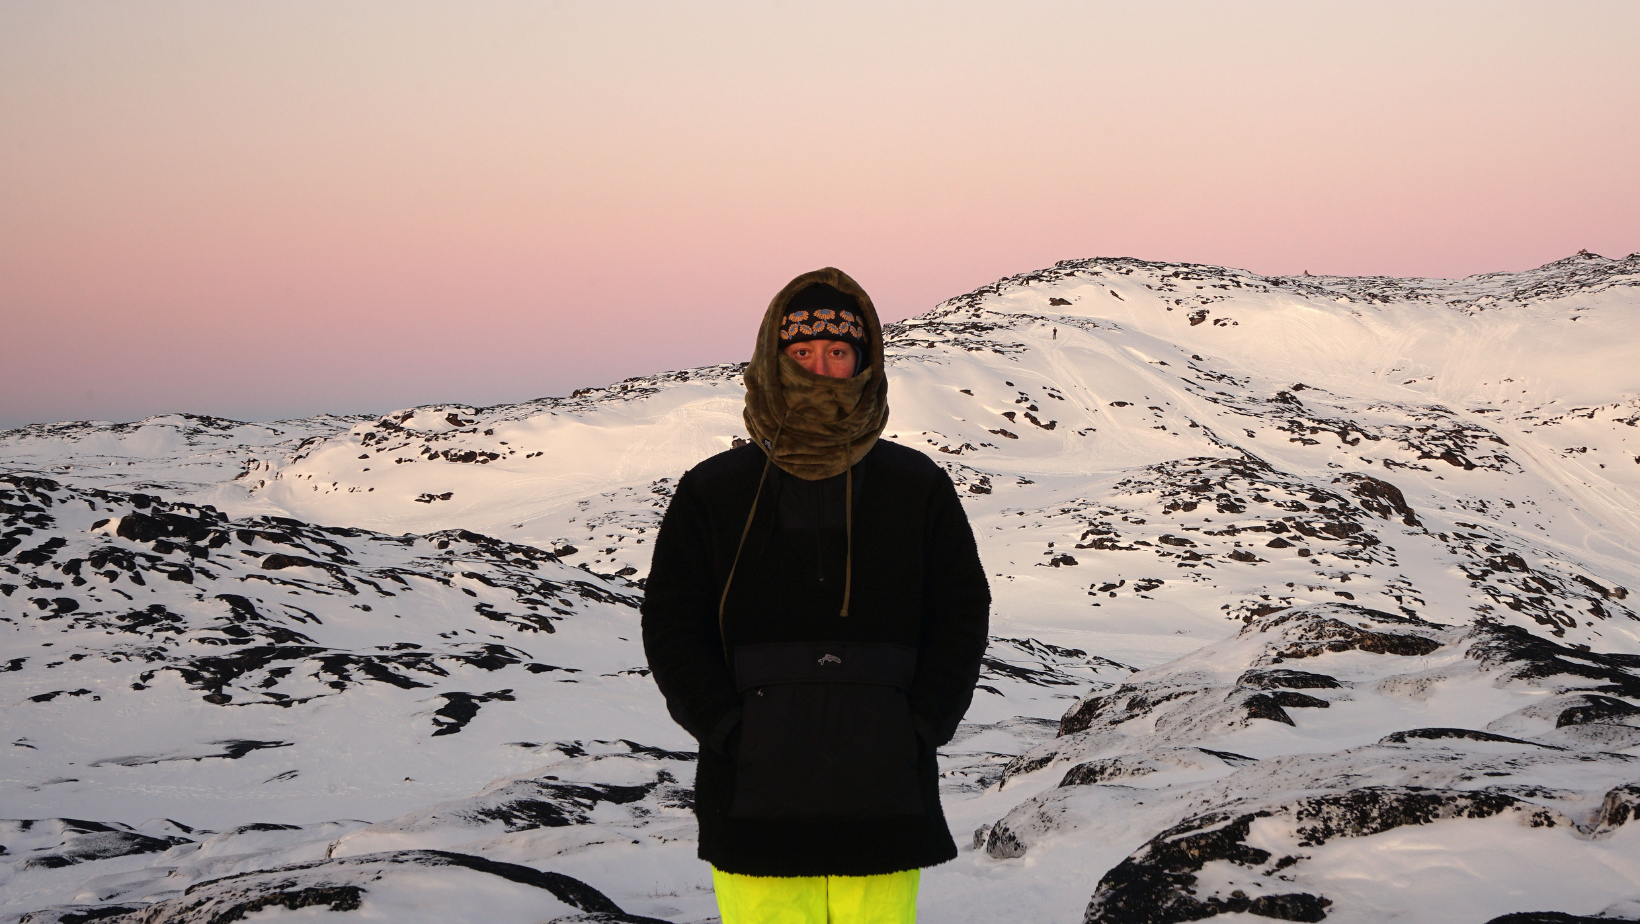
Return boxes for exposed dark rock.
[1270,690,1329,708]
[214,739,290,759]
[4,819,192,870]
[1082,810,1285,923]
[430,689,516,736]
[1466,623,1640,699]
[998,752,1057,786]
[15,537,69,565]
[1379,728,1558,748]
[89,740,291,767]
[436,449,500,464]
[980,655,1084,687]
[28,689,95,703]
[1059,685,1197,736]
[220,822,302,836]
[95,849,651,922]
[1061,761,1126,787]
[1571,574,1628,601]
[1592,782,1640,832]
[1197,747,1258,764]
[543,914,678,924]
[1242,693,1295,725]
[189,884,365,920]
[1255,607,1442,661]
[1053,747,1250,789]
[467,781,655,829]
[125,850,628,923]
[1083,787,1551,924]
[1333,473,1420,527]
[984,819,1028,859]
[9,903,148,923]
[1243,893,1331,921]
[1291,787,1548,845]
[115,513,166,543]
[354,755,686,837]
[260,553,325,570]
[212,594,261,621]
[37,597,80,615]
[1237,668,1341,690]
[614,739,698,761]
[1482,914,1618,924]
[1555,694,1640,728]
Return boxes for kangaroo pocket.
[729,641,924,820]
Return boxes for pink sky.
[3,1,1637,429]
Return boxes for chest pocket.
[729,641,924,820]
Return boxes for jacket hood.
[743,267,889,481]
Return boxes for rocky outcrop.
[1083,788,1558,924]
[99,850,667,924]
[981,604,1639,920]
[0,819,190,871]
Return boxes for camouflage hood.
[743,267,889,480]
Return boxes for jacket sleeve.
[909,472,991,748]
[640,472,742,753]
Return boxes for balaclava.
[742,268,889,481]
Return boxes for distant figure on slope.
[641,268,991,924]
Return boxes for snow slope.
[3,251,1638,922]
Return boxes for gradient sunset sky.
[3,1,1637,429]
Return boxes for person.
[640,267,991,924]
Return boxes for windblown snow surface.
[4,251,1640,923]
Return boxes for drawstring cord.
[840,437,854,618]
[718,411,789,658]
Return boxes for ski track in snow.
[3,251,1639,923]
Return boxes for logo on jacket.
[818,654,842,666]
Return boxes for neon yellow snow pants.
[712,867,919,924]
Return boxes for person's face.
[784,339,858,378]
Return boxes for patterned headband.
[779,308,867,343]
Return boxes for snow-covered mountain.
[4,251,1639,923]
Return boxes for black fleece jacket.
[640,439,991,876]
